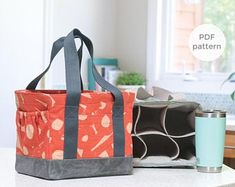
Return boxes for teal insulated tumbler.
[195,110,226,173]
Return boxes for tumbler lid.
[196,110,226,118]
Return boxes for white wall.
[0,0,44,147]
[48,0,148,88]
[47,0,118,89]
[116,0,148,76]
[0,0,148,147]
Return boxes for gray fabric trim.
[77,30,125,157]
[63,32,82,159]
[15,155,133,180]
[26,37,84,90]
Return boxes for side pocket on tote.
[16,110,50,159]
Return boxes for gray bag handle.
[26,37,84,90]
[26,29,125,159]
[63,29,125,158]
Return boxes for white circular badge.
[189,24,226,61]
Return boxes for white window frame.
[146,0,234,94]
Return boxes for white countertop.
[1,148,235,187]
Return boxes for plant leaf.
[221,72,235,86]
[231,91,235,101]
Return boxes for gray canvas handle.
[26,29,125,159]
[26,37,84,90]
[63,29,125,159]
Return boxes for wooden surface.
[224,131,235,158]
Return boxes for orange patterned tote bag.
[15,29,135,179]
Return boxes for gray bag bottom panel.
[15,155,133,180]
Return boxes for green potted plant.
[223,72,235,100]
[116,72,146,92]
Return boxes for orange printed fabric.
[15,90,135,160]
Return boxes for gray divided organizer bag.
[132,101,200,167]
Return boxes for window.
[146,0,235,93]
[170,0,202,73]
[170,0,235,73]
[203,0,235,73]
